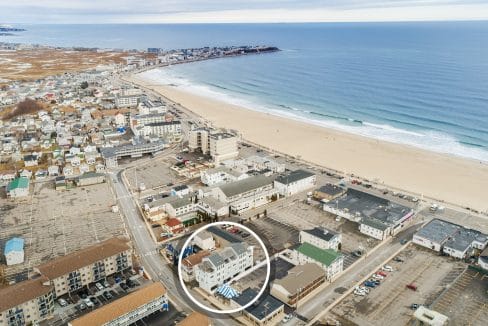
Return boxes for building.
[413,219,461,252]
[171,185,191,197]
[189,128,238,164]
[100,140,165,167]
[76,172,106,186]
[299,227,341,251]
[323,188,414,239]
[196,197,229,218]
[115,95,139,108]
[181,250,211,282]
[274,169,316,197]
[6,177,30,198]
[195,243,253,292]
[443,228,488,259]
[270,263,325,306]
[4,237,24,266]
[313,184,346,202]
[478,247,488,270]
[207,226,242,247]
[0,277,55,326]
[200,166,248,186]
[130,114,181,142]
[231,288,285,326]
[209,175,277,214]
[194,231,216,251]
[413,306,448,326]
[68,282,168,326]
[176,312,212,326]
[34,238,132,297]
[292,243,343,281]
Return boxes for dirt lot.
[328,245,467,326]
[0,181,127,282]
[430,268,488,325]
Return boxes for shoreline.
[128,73,488,213]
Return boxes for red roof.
[166,218,182,227]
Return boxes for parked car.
[78,303,87,311]
[83,298,94,308]
[120,282,129,291]
[95,282,104,291]
[364,281,377,288]
[103,291,113,300]
[372,273,384,280]
[406,283,417,291]
[377,271,387,277]
[282,314,293,323]
[382,265,394,272]
[102,280,110,288]
[57,298,68,307]
[393,256,404,262]
[90,297,99,305]
[411,304,420,310]
[126,279,135,288]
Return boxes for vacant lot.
[0,181,127,282]
[329,245,466,326]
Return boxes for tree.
[80,81,89,89]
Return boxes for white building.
[413,219,462,252]
[6,177,30,198]
[359,218,391,240]
[299,227,341,251]
[195,243,253,292]
[209,175,277,214]
[4,237,25,266]
[201,166,249,186]
[291,242,343,281]
[69,282,168,326]
[116,95,139,108]
[274,169,316,197]
[189,128,239,164]
[194,231,216,251]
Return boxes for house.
[4,237,25,265]
[0,277,55,326]
[181,250,211,282]
[6,177,30,198]
[23,154,39,167]
[313,184,346,202]
[200,166,248,186]
[274,169,316,197]
[195,243,253,292]
[270,263,325,306]
[196,197,229,218]
[76,172,106,186]
[231,288,285,326]
[163,218,184,235]
[193,231,215,251]
[171,184,191,197]
[68,282,168,326]
[299,227,341,251]
[48,165,60,176]
[291,243,343,281]
[209,175,277,214]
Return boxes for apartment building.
[130,113,181,141]
[274,169,316,197]
[68,282,168,326]
[200,166,248,186]
[299,227,341,251]
[209,175,277,214]
[188,128,238,163]
[115,95,139,108]
[291,243,343,281]
[195,243,253,292]
[0,276,55,326]
[34,238,132,297]
[181,250,211,282]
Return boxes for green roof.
[296,242,341,266]
[7,177,29,191]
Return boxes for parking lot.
[246,217,299,254]
[0,181,127,281]
[430,268,488,325]
[328,245,466,326]
[43,273,147,326]
[125,157,184,192]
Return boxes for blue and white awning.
[216,283,240,299]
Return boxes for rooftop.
[176,312,210,326]
[415,219,461,244]
[273,263,325,296]
[302,227,338,242]
[7,177,29,191]
[275,169,315,185]
[218,175,274,198]
[182,250,210,268]
[4,237,24,254]
[233,288,283,321]
[69,282,166,326]
[444,228,487,253]
[208,226,242,244]
[0,276,53,312]
[36,238,130,280]
[296,243,341,266]
[316,183,345,196]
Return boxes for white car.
[382,265,394,272]
[282,314,292,323]
[83,298,94,308]
[372,273,384,280]
[57,298,67,307]
[359,286,370,293]
[95,282,104,291]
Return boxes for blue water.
[3,22,488,161]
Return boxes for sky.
[2,0,488,24]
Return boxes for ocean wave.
[139,68,488,162]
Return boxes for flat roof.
[218,175,274,198]
[233,288,283,321]
[316,184,345,196]
[444,228,485,252]
[415,219,461,244]
[207,226,242,244]
[69,282,166,326]
[37,238,130,280]
[302,227,338,242]
[275,169,314,185]
[0,276,53,312]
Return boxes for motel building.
[68,282,168,326]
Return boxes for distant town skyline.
[2,0,488,24]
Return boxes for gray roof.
[207,252,225,268]
[361,217,390,231]
[273,263,325,296]
[233,288,283,320]
[444,228,486,253]
[275,169,315,185]
[218,175,274,198]
[415,219,461,244]
[316,184,344,196]
[229,242,248,256]
[208,226,242,244]
[302,227,338,241]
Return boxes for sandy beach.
[129,74,488,212]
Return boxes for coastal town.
[0,40,487,326]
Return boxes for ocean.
[3,22,488,161]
